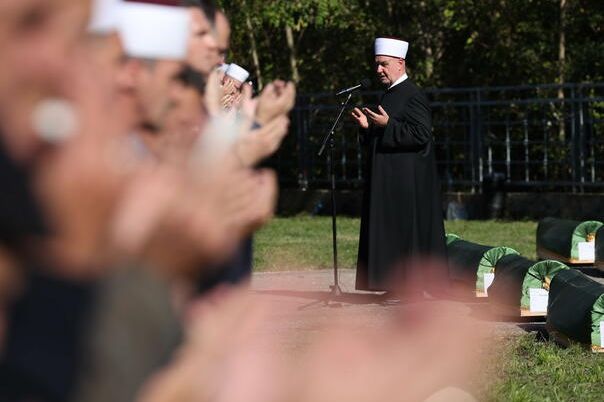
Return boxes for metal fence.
[267,83,604,192]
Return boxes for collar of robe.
[387,73,409,91]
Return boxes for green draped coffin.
[596,226,604,268]
[546,269,604,352]
[536,218,603,264]
[446,234,518,297]
[488,254,569,316]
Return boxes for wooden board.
[546,324,604,353]
[447,281,488,302]
[536,246,595,265]
[490,303,546,318]
[591,345,604,353]
[520,308,547,317]
[475,290,488,298]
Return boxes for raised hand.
[238,84,258,121]
[362,105,389,127]
[255,80,296,126]
[234,116,290,167]
[351,107,369,129]
[204,69,225,117]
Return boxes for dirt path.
[251,268,604,347]
[251,270,539,346]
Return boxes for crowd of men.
[0,0,295,400]
[0,1,483,401]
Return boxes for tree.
[218,0,603,91]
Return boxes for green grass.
[446,220,538,259]
[254,216,360,271]
[483,334,604,402]
[254,216,537,271]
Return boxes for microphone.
[335,78,371,96]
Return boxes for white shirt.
[388,73,408,90]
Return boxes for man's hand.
[234,116,290,167]
[255,80,296,126]
[351,107,369,129]
[363,105,389,127]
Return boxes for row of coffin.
[446,221,604,352]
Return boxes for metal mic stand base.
[329,284,343,297]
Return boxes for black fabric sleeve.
[358,124,372,146]
[380,92,432,149]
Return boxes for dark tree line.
[218,0,603,92]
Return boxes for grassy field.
[254,216,537,271]
[485,335,604,401]
[255,216,604,402]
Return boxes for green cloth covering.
[520,260,568,309]
[476,246,519,292]
[547,270,604,347]
[592,294,604,347]
[446,233,461,245]
[571,220,603,260]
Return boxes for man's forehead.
[190,7,210,27]
[0,0,83,15]
[375,55,400,63]
[215,11,230,32]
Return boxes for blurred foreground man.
[0,1,99,401]
[72,2,192,402]
[351,37,447,295]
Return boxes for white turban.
[119,1,190,61]
[225,63,250,83]
[375,37,409,59]
[88,0,120,34]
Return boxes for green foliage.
[217,0,603,91]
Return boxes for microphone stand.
[317,91,354,298]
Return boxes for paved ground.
[251,267,604,349]
[252,270,532,342]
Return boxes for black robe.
[355,79,446,291]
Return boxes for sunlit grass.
[483,334,604,401]
[254,216,537,271]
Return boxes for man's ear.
[399,58,406,72]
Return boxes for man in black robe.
[351,37,446,294]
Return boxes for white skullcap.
[119,1,190,60]
[88,0,120,34]
[375,37,409,59]
[225,63,250,83]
